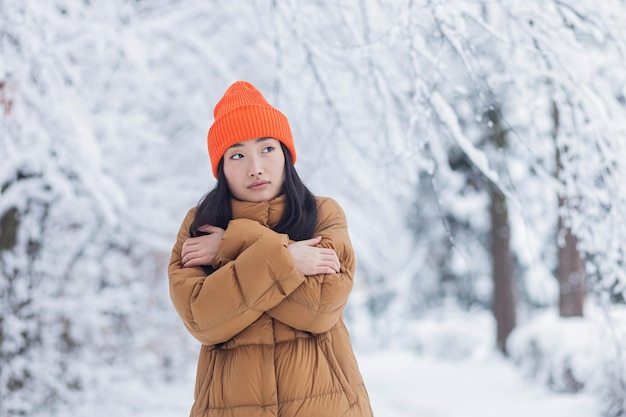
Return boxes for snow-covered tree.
[0,0,217,413]
[2,0,625,415]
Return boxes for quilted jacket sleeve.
[266,198,355,334]
[168,209,305,346]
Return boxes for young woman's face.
[223,137,286,202]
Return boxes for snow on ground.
[360,349,599,417]
[49,304,612,417]
[58,348,600,417]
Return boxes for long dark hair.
[189,143,318,242]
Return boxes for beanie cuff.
[208,104,296,178]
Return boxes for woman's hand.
[181,225,225,268]
[288,236,340,276]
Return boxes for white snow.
[47,311,602,417]
[2,1,625,416]
[361,350,599,417]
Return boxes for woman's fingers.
[181,227,225,268]
[300,236,322,247]
[287,238,341,275]
[313,243,340,273]
[319,248,340,272]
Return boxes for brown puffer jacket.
[168,195,374,417]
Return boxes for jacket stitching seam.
[202,386,365,410]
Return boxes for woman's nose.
[248,156,263,176]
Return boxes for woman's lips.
[248,180,270,190]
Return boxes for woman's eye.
[230,153,244,160]
[262,146,274,153]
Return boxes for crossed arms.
[167,198,355,346]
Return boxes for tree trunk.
[553,101,585,317]
[486,107,516,354]
[557,216,585,317]
[0,79,14,115]
[0,207,19,251]
[490,185,516,353]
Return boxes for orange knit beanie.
[207,81,296,178]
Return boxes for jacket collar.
[231,194,286,228]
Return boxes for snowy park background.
[1,1,626,416]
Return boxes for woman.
[168,81,374,417]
